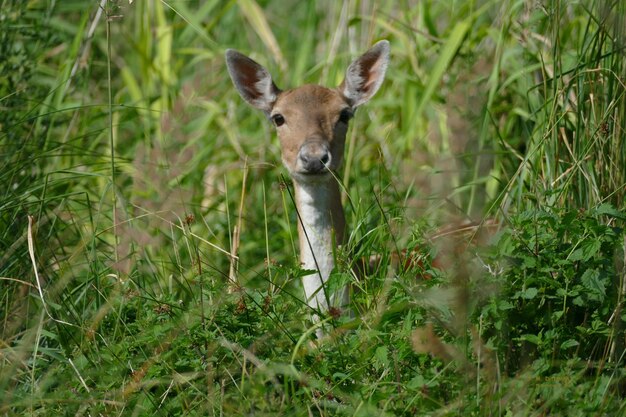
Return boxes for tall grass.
[1,0,624,415]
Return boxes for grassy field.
[1,0,625,415]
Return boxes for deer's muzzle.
[297,140,331,174]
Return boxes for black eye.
[338,108,353,124]
[271,114,285,126]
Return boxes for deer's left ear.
[226,49,281,115]
[339,40,390,108]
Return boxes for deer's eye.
[271,114,285,127]
[338,108,353,124]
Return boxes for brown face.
[269,84,353,183]
[226,41,389,184]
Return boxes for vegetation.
[1,0,624,415]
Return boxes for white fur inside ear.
[343,62,363,103]
[225,49,280,113]
[251,69,277,110]
[342,40,390,107]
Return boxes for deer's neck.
[294,178,345,311]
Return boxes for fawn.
[226,40,390,333]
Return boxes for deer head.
[225,41,390,184]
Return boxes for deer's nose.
[298,141,331,174]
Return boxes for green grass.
[1,0,625,415]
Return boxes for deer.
[225,40,390,335]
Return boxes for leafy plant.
[480,204,625,370]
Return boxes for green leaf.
[373,346,389,370]
[595,203,626,220]
[570,240,601,262]
[332,372,350,381]
[408,374,427,389]
[521,255,537,269]
[552,310,564,321]
[580,268,605,302]
[569,248,583,261]
[519,334,541,345]
[560,339,579,350]
[521,287,538,299]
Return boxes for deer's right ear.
[226,49,281,114]
[340,40,390,108]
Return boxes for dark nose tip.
[299,152,329,173]
[298,142,331,174]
